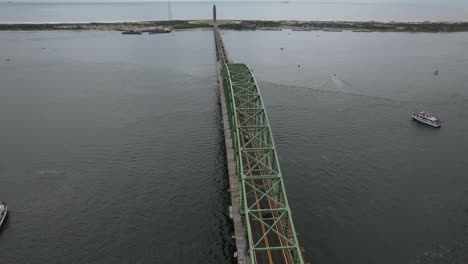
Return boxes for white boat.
[0,202,7,227]
[412,111,441,128]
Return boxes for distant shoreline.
[1,20,468,32]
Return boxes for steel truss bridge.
[215,26,305,264]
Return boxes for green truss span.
[222,63,304,264]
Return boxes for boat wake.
[319,74,355,93]
[413,243,468,264]
[258,79,402,107]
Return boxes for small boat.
[434,70,439,75]
[0,202,7,227]
[122,30,142,35]
[412,111,441,128]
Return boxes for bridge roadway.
[214,26,305,264]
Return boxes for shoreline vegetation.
[1,20,468,32]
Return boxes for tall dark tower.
[213,4,217,23]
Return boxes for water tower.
[213,4,217,23]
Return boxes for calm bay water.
[0,29,468,264]
[223,30,468,263]
[0,31,234,263]
[0,1,467,23]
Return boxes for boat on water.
[412,111,441,128]
[148,26,172,34]
[122,30,142,35]
[0,202,7,227]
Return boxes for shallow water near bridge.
[0,30,468,264]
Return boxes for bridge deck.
[215,25,249,264]
[214,26,305,264]
[222,64,304,264]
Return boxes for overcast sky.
[0,0,464,3]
